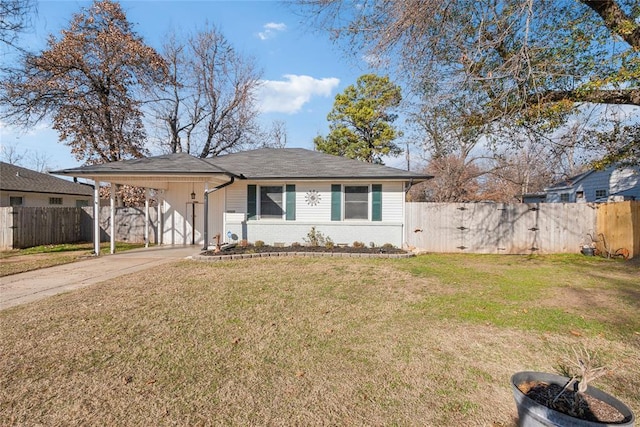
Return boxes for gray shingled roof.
[53,148,431,181]
[210,148,430,180]
[1,162,94,196]
[53,152,235,176]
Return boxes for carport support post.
[203,183,209,251]
[157,191,163,245]
[110,183,116,254]
[93,179,100,256]
[144,188,150,248]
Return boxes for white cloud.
[257,75,340,114]
[257,22,287,40]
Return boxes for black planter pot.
[511,371,635,427]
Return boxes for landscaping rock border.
[191,250,415,262]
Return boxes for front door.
[185,201,204,245]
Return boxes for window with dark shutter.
[286,185,296,220]
[247,185,257,220]
[331,184,341,221]
[371,184,382,221]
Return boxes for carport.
[53,153,241,255]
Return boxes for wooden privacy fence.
[0,206,158,250]
[2,203,637,257]
[405,202,599,255]
[594,201,640,259]
[0,207,90,250]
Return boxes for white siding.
[162,182,201,245]
[296,182,332,222]
[220,180,406,247]
[225,182,246,213]
[381,181,404,222]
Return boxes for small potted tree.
[511,347,635,426]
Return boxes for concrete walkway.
[0,245,202,311]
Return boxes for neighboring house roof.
[53,148,432,182]
[544,170,594,192]
[0,161,94,196]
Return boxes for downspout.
[93,179,101,256]
[403,179,414,249]
[202,176,235,250]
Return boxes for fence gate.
[405,202,597,254]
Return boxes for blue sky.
[1,0,385,170]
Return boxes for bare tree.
[298,0,639,167]
[0,0,36,51]
[0,141,53,172]
[192,27,263,158]
[407,155,483,202]
[0,141,25,165]
[265,120,288,148]
[299,1,638,109]
[0,0,167,165]
[151,26,263,158]
[149,33,205,155]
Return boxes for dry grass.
[0,242,144,277]
[1,255,638,426]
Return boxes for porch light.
[191,191,196,200]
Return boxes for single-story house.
[544,165,639,203]
[0,161,93,207]
[53,148,432,254]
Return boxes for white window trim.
[342,184,371,221]
[258,184,285,220]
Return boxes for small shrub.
[382,243,395,249]
[304,227,332,247]
[352,241,365,248]
[325,240,335,250]
[254,240,265,248]
[239,239,249,248]
[291,242,301,248]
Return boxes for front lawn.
[1,254,638,426]
[0,242,145,277]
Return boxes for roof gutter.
[202,176,236,251]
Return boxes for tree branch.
[542,87,640,106]
[580,0,640,49]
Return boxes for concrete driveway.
[0,245,202,311]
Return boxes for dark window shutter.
[372,184,382,221]
[286,184,296,220]
[331,184,341,221]
[247,184,257,220]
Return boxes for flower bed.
[194,244,413,261]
